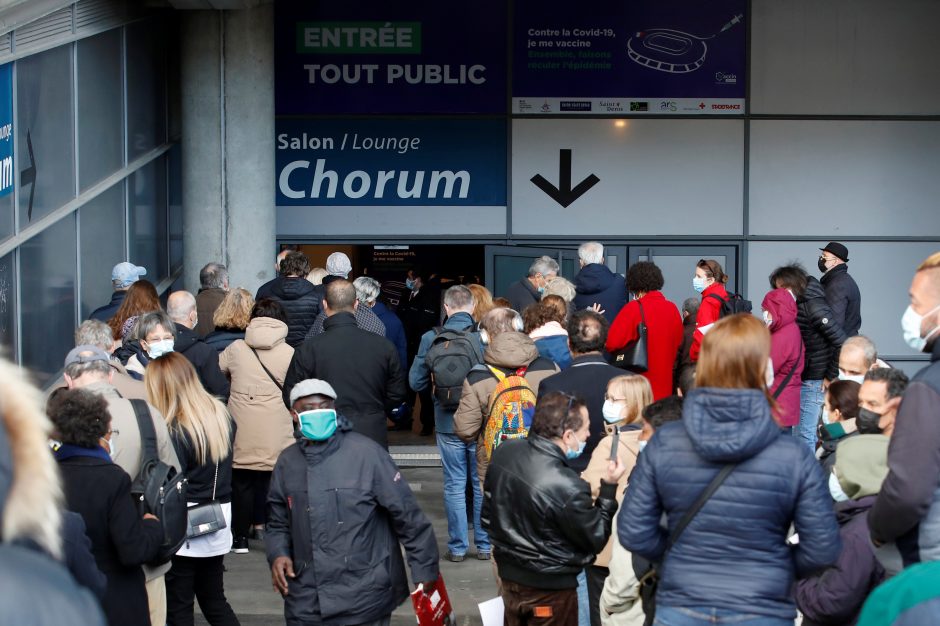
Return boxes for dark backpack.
[707,292,753,318]
[129,399,188,565]
[424,327,483,411]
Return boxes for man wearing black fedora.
[819,241,862,336]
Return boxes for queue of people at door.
[5,242,940,625]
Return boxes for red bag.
[411,574,456,626]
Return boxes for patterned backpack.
[482,365,537,461]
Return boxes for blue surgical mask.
[405,278,416,290]
[902,304,940,352]
[638,440,648,453]
[146,339,174,360]
[297,409,338,441]
[838,370,865,385]
[692,277,706,293]
[602,400,624,423]
[565,434,587,460]
[829,472,849,502]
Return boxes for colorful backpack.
[482,365,537,461]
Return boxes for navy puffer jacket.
[267,277,323,347]
[573,263,627,324]
[619,388,840,620]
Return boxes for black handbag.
[635,463,737,626]
[611,300,649,373]
[185,462,226,539]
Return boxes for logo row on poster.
[275,0,746,116]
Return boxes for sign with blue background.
[275,1,507,115]
[0,63,12,197]
[513,0,746,114]
[276,119,506,207]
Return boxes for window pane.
[168,145,182,271]
[126,20,167,160]
[79,184,125,319]
[78,30,123,191]
[16,45,75,226]
[20,214,76,385]
[129,158,167,283]
[0,252,14,357]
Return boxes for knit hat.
[325,252,352,278]
[834,434,890,499]
[289,379,338,406]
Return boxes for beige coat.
[219,317,295,471]
[581,426,641,568]
[453,332,560,484]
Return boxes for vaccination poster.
[512,0,747,114]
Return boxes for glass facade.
[0,9,177,383]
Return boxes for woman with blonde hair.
[467,283,494,323]
[145,352,238,626]
[619,314,839,626]
[581,374,653,623]
[205,288,254,353]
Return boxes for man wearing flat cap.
[819,241,862,336]
[265,379,439,626]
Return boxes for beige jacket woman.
[219,317,295,471]
[581,425,642,567]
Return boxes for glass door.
[628,245,740,313]
[486,244,627,300]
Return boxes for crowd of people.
[2,241,940,626]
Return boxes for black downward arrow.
[530,149,600,208]
[20,129,36,222]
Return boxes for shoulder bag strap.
[668,463,736,548]
[129,398,159,466]
[706,293,727,306]
[250,347,283,391]
[772,362,798,400]
[637,299,647,325]
[211,462,219,501]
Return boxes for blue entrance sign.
[0,64,12,197]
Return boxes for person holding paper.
[689,259,729,363]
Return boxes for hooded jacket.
[619,388,840,620]
[690,282,729,363]
[174,323,231,401]
[265,418,439,626]
[573,263,627,324]
[453,332,559,483]
[0,357,106,625]
[820,264,862,337]
[266,276,324,347]
[220,317,296,471]
[763,288,805,426]
[797,277,847,381]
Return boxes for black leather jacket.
[482,435,619,589]
[797,277,847,381]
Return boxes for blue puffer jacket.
[619,388,840,620]
[573,263,627,324]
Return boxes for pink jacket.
[763,288,804,427]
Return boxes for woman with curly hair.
[107,280,161,343]
[524,295,572,369]
[49,388,164,626]
[145,352,238,626]
[205,288,254,353]
[606,261,684,400]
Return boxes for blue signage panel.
[275,119,507,207]
[0,63,12,197]
[512,0,747,114]
[274,1,507,115]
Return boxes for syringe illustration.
[627,13,743,74]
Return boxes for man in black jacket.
[283,280,406,448]
[484,392,626,625]
[267,379,439,626]
[259,251,324,348]
[771,264,847,450]
[506,255,559,314]
[538,309,627,473]
[818,241,862,337]
[166,291,230,401]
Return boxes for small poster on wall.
[512,0,746,115]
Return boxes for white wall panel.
[276,205,507,238]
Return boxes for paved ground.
[197,459,497,626]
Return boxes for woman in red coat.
[762,287,805,428]
[689,259,730,363]
[606,261,684,400]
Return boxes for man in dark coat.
[167,291,230,401]
[267,379,439,626]
[283,280,407,448]
[88,261,147,322]
[673,296,699,395]
[819,241,862,336]
[195,262,228,337]
[505,255,559,314]
[572,242,627,324]
[399,267,441,435]
[259,251,324,348]
[538,309,627,474]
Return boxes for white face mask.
[104,433,117,459]
[829,472,849,502]
[602,399,625,423]
[762,310,773,327]
[765,357,775,388]
[821,406,831,425]
[146,338,175,360]
[637,440,648,453]
[838,370,866,385]
[901,304,940,352]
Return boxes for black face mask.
[818,257,829,274]
[857,408,884,434]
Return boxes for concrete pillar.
[180,6,275,296]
